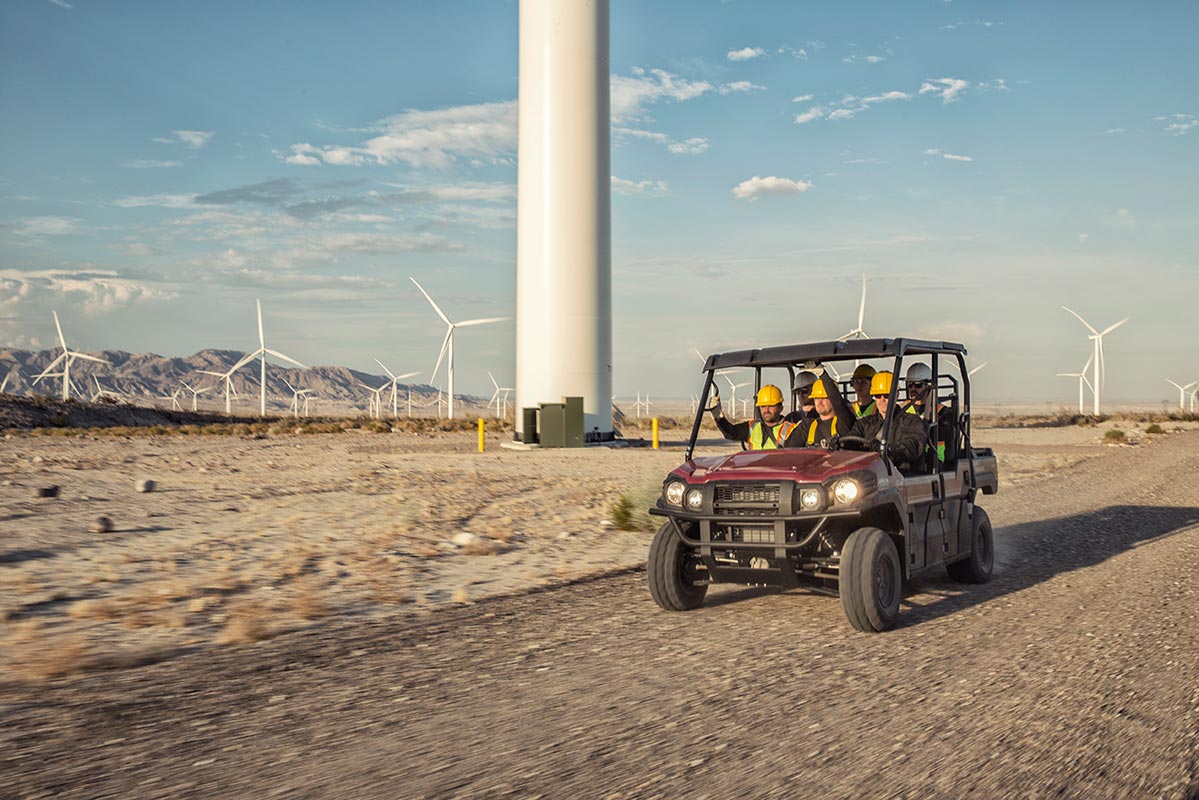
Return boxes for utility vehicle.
[647,338,998,632]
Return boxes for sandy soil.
[1,423,1197,798]
[1,417,1190,680]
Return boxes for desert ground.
[2,415,1198,798]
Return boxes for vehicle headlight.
[664,480,686,507]
[799,488,821,510]
[685,488,704,510]
[832,478,860,505]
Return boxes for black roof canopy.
[701,338,968,371]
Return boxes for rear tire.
[839,527,902,632]
[648,521,707,611]
[947,507,994,583]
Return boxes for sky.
[1,0,1196,405]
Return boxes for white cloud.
[0,269,175,319]
[10,216,80,239]
[843,53,887,64]
[925,148,941,155]
[941,20,1002,30]
[284,101,518,169]
[1078,233,1090,243]
[827,109,856,121]
[861,91,912,105]
[114,193,198,208]
[1104,128,1126,135]
[732,175,812,202]
[919,78,970,103]
[1115,208,1135,225]
[614,127,709,155]
[794,106,824,124]
[1156,114,1197,136]
[727,47,765,62]
[792,94,813,103]
[48,0,73,8]
[719,81,766,95]
[122,159,182,169]
[943,153,973,161]
[612,69,714,120]
[611,176,670,196]
[153,130,214,149]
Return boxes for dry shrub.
[215,602,275,645]
[67,599,120,621]
[609,478,663,532]
[451,586,471,604]
[7,628,96,683]
[292,578,328,620]
[1104,428,1127,444]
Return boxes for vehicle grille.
[713,482,781,517]
[722,525,774,543]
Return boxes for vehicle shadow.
[899,504,1199,628]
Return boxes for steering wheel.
[832,435,879,452]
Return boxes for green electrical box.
[520,407,539,444]
[563,396,584,448]
[539,403,565,448]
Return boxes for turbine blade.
[282,378,296,393]
[858,275,867,329]
[1061,306,1100,336]
[488,370,499,390]
[1101,317,1130,336]
[431,328,452,385]
[395,371,420,381]
[968,361,988,376]
[53,310,67,350]
[373,358,396,379]
[264,348,305,368]
[409,277,452,325]
[257,299,265,347]
[1167,380,1182,391]
[69,352,108,365]
[34,353,67,381]
[228,350,260,375]
[455,316,510,328]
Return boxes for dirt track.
[3,433,1199,799]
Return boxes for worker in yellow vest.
[707,384,804,449]
[803,374,856,449]
[850,364,877,418]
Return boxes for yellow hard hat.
[756,384,784,407]
[869,371,894,397]
[808,380,828,399]
[852,364,876,381]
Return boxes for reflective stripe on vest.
[747,420,799,450]
[853,400,876,418]
[806,415,839,446]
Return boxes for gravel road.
[3,433,1198,800]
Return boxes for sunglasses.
[907,381,928,389]
[872,393,890,400]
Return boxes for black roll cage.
[687,337,975,467]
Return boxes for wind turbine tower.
[32,311,109,401]
[1062,307,1129,415]
[516,0,612,441]
[227,300,306,416]
[1167,380,1197,411]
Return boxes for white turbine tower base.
[516,0,612,439]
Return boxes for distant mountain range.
[0,348,479,416]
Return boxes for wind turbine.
[374,359,421,418]
[179,381,211,411]
[1166,380,1198,411]
[487,371,514,419]
[358,380,387,419]
[1062,307,1129,415]
[32,311,109,401]
[160,387,182,411]
[1056,354,1095,415]
[282,379,313,418]
[226,300,306,416]
[90,375,122,403]
[199,370,239,414]
[410,277,509,420]
[968,362,988,377]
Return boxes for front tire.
[947,507,994,583]
[839,527,902,632]
[648,521,708,611]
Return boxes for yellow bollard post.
[478,418,485,453]
[652,417,659,449]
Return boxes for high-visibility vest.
[853,399,876,418]
[747,419,800,450]
[806,415,839,446]
[907,403,948,461]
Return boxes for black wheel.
[648,521,708,611]
[947,507,994,583]
[838,527,902,632]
